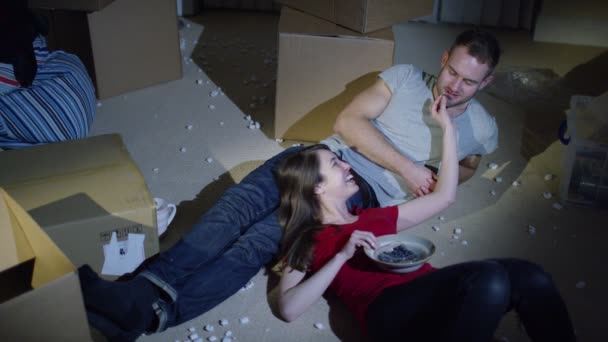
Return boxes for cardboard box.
[32,0,183,99]
[275,7,394,141]
[277,0,434,33]
[533,1,608,48]
[0,134,158,276]
[0,189,92,341]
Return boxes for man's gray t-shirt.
[321,64,498,206]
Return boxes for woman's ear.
[314,183,324,195]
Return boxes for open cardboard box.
[0,189,92,341]
[0,134,158,277]
[30,0,182,99]
[277,0,434,33]
[274,7,394,141]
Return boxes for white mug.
[154,197,177,236]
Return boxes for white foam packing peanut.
[210,90,219,97]
[512,180,521,187]
[240,280,254,291]
[494,176,503,183]
[438,216,445,221]
[219,319,229,326]
[487,162,498,169]
[431,225,440,232]
[186,124,193,130]
[225,330,233,337]
[208,336,217,342]
[239,317,250,324]
[461,240,468,246]
[543,191,553,199]
[188,327,196,332]
[206,157,213,163]
[490,189,497,196]
[544,173,554,181]
[209,104,216,110]
[204,324,214,332]
[314,322,325,330]
[189,333,199,340]
[180,147,187,153]
[453,228,462,234]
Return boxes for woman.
[275,95,576,341]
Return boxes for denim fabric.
[140,146,378,331]
[366,258,575,342]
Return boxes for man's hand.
[402,164,437,197]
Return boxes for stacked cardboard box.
[0,134,158,277]
[0,189,91,341]
[274,7,394,141]
[276,0,434,33]
[30,0,182,99]
[274,2,433,141]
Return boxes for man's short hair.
[450,29,502,74]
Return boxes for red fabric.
[310,206,436,331]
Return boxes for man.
[325,28,499,205]
[78,29,501,341]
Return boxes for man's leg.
[140,147,301,299]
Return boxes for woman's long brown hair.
[277,144,329,272]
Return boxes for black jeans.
[366,258,576,342]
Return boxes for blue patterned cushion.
[0,48,96,149]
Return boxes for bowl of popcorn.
[364,234,435,273]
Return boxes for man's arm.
[333,79,435,196]
[458,154,481,184]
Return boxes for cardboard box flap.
[0,134,128,184]
[0,194,35,272]
[0,134,153,216]
[279,7,394,41]
[0,189,74,288]
[29,0,115,12]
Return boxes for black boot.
[78,265,159,339]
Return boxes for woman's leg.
[491,258,576,342]
[366,260,511,342]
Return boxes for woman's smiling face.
[314,149,359,200]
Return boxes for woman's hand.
[337,230,377,260]
[430,94,454,131]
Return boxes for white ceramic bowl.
[364,234,435,273]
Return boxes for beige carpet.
[88,10,608,342]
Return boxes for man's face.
[435,46,493,114]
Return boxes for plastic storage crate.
[559,94,608,207]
